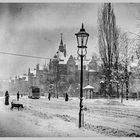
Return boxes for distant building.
[9,33,102,97]
[28,64,49,95]
[9,74,28,94]
[46,34,102,96]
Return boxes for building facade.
[9,34,101,97]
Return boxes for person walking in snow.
[65,92,69,101]
[48,92,51,101]
[17,91,20,101]
[5,91,9,105]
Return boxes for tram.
[28,86,40,99]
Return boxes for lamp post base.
[79,110,84,128]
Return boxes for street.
[0,96,103,137]
[0,96,140,137]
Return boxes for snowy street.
[0,96,140,137]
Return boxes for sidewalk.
[0,97,103,137]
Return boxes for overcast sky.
[0,3,139,79]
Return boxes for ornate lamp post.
[75,23,89,128]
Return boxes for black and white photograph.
[0,1,140,137]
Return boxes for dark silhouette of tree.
[98,3,119,97]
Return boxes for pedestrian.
[17,91,20,101]
[65,92,69,101]
[5,91,9,105]
[48,92,51,101]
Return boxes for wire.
[0,51,51,60]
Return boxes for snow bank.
[93,99,108,105]
[104,100,125,106]
[83,98,125,106]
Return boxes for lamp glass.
[76,33,89,47]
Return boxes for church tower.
[58,33,66,58]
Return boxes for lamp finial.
[82,23,84,29]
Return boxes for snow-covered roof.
[17,75,29,81]
[19,75,23,78]
[58,52,69,64]
[39,65,44,70]
[30,70,36,76]
[59,57,69,64]
[58,51,65,60]
[24,76,28,81]
[83,85,94,89]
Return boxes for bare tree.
[117,31,136,100]
[98,3,119,97]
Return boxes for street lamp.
[75,23,89,128]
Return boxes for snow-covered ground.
[0,95,140,137]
